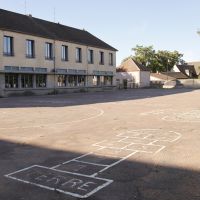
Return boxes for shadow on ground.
[0,88,197,108]
[0,139,200,200]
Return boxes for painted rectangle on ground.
[5,165,113,198]
[55,161,106,176]
[77,148,134,165]
[126,143,164,153]
[94,141,129,149]
[120,137,155,145]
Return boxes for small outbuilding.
[171,64,198,78]
[116,58,150,89]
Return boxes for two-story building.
[0,9,117,97]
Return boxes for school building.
[0,9,117,97]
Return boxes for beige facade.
[0,30,116,97]
[116,58,150,89]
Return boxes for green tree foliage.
[125,45,185,72]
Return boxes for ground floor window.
[36,74,47,88]
[93,76,101,86]
[104,76,113,86]
[57,75,67,87]
[77,75,86,86]
[21,74,33,88]
[5,73,18,88]
[68,75,77,87]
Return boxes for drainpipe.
[86,46,89,92]
[53,39,56,95]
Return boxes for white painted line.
[154,146,166,155]
[169,131,182,142]
[91,151,138,176]
[72,160,109,167]
[6,175,56,191]
[143,134,152,139]
[92,140,107,147]
[5,165,38,177]
[50,152,93,169]
[79,179,113,199]
[0,106,105,130]
[6,165,113,199]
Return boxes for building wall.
[0,30,116,96]
[150,76,164,82]
[0,30,116,72]
[116,71,150,88]
[140,71,150,87]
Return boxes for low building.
[0,9,117,97]
[116,58,150,89]
[187,61,200,78]
[150,72,189,88]
[171,64,197,78]
[150,73,175,83]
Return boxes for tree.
[125,45,185,73]
[156,50,184,72]
[132,45,156,68]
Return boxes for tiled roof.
[117,58,150,72]
[0,9,117,51]
[151,72,188,80]
[150,73,175,81]
[161,72,188,79]
[176,64,197,77]
[187,61,200,75]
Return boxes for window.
[21,74,33,88]
[57,75,67,87]
[45,42,53,60]
[36,74,46,88]
[61,45,68,61]
[88,49,94,64]
[99,51,104,65]
[109,53,113,66]
[5,74,18,88]
[77,76,86,86]
[93,76,101,86]
[104,76,113,86]
[26,40,35,58]
[76,48,82,63]
[3,36,14,56]
[68,75,77,87]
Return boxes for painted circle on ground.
[162,110,200,122]
[0,106,104,129]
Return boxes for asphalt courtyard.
[0,88,200,200]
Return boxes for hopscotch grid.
[5,129,182,199]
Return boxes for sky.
[0,0,200,65]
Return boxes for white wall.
[116,71,150,88]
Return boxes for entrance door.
[123,79,128,89]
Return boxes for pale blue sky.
[1,0,200,65]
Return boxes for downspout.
[53,39,56,95]
[86,45,89,92]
